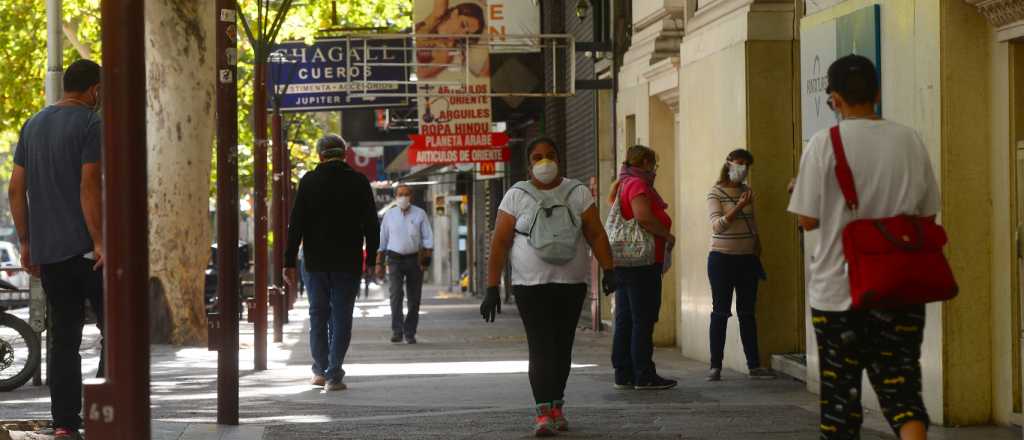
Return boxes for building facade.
[613,0,1024,427]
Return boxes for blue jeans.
[707,252,761,369]
[306,271,360,381]
[611,263,663,383]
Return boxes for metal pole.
[82,0,150,437]
[270,101,284,343]
[253,63,269,372]
[214,0,240,425]
[45,0,61,105]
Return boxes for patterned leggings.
[812,305,929,439]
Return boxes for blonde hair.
[623,145,656,167]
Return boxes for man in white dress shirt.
[376,184,434,344]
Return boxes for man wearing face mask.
[376,184,434,344]
[705,148,775,381]
[8,59,104,439]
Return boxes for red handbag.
[829,126,958,309]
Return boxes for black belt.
[387,251,419,259]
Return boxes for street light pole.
[45,0,62,105]
[271,96,285,343]
[83,0,150,437]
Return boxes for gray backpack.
[511,180,586,265]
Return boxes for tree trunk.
[144,0,215,345]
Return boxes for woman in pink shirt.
[609,145,677,390]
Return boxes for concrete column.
[939,0,995,425]
[677,2,803,371]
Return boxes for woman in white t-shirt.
[481,137,616,437]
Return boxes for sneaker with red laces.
[533,403,557,437]
[550,400,569,431]
[54,427,82,439]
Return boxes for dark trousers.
[40,256,105,430]
[611,264,663,383]
[812,306,929,439]
[307,271,359,381]
[388,255,423,338]
[514,283,586,404]
[707,252,761,369]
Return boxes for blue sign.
[267,38,411,112]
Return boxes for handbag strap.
[829,125,859,210]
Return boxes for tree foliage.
[0,0,412,207]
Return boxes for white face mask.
[532,159,559,185]
[396,196,411,210]
[728,163,748,183]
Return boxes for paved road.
[1,284,1020,439]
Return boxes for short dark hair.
[525,136,559,161]
[63,59,101,93]
[826,54,878,107]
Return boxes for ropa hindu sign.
[267,38,411,112]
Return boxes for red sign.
[480,162,496,175]
[407,132,510,165]
[345,149,378,181]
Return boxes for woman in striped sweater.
[705,149,775,381]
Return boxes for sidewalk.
[1,283,1021,439]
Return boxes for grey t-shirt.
[14,105,101,265]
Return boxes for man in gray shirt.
[8,59,104,440]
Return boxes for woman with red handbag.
[788,55,943,440]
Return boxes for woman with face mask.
[481,137,616,437]
[608,145,677,392]
[705,149,775,381]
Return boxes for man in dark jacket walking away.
[284,134,380,391]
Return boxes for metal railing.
[331,33,576,98]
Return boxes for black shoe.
[706,368,722,382]
[613,379,635,390]
[748,367,777,380]
[390,334,403,343]
[405,336,417,344]
[634,375,678,390]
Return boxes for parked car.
[0,241,29,290]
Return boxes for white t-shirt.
[787,119,941,311]
[497,178,595,286]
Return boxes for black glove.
[481,286,501,322]
[602,269,617,296]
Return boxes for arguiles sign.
[410,0,509,165]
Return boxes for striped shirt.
[707,184,758,255]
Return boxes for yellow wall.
[940,0,994,425]
[989,36,1015,426]
[678,41,750,369]
[676,30,803,371]
[614,81,679,347]
[650,96,679,347]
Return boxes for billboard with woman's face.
[412,0,501,165]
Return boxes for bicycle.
[0,277,40,391]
